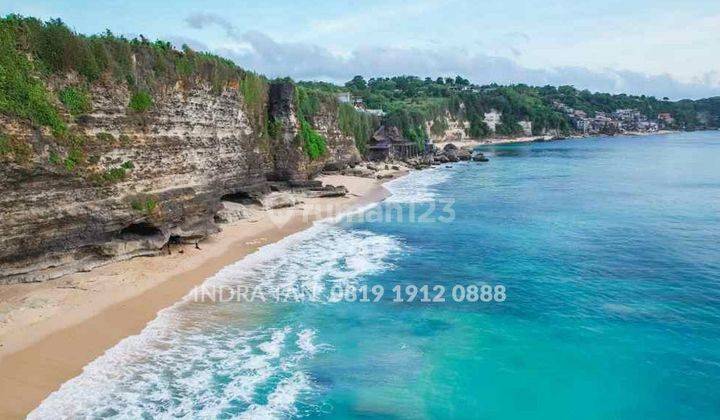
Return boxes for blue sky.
[4,0,720,99]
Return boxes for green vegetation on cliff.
[1,15,244,90]
[239,72,268,126]
[58,86,91,115]
[131,196,158,215]
[297,82,380,154]
[3,13,719,171]
[0,18,65,134]
[0,15,267,132]
[0,131,32,163]
[128,91,153,112]
[299,120,327,160]
[341,76,575,138]
[339,76,720,137]
[294,87,328,160]
[338,103,375,154]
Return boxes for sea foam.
[384,165,453,203]
[30,212,401,418]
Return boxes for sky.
[3,0,720,99]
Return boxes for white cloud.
[184,12,720,100]
[516,12,720,85]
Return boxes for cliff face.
[267,83,361,178]
[428,114,472,143]
[0,77,359,284]
[427,110,537,142]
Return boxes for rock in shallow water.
[472,153,489,162]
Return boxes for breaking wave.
[30,219,401,418]
[384,165,453,203]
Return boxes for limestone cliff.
[427,113,471,143]
[427,109,536,142]
[0,76,360,284]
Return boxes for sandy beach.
[0,173,401,418]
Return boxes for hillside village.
[554,101,675,135]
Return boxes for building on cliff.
[367,126,421,161]
[335,92,385,116]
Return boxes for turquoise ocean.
[31,131,720,419]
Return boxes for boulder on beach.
[261,192,300,209]
[215,201,255,223]
[304,185,348,198]
[343,167,376,178]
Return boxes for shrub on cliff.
[0,131,32,163]
[299,120,327,160]
[129,91,153,112]
[96,132,115,142]
[59,86,91,115]
[131,197,158,215]
[0,19,66,134]
[296,87,322,120]
[293,86,330,160]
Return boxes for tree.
[345,75,367,91]
[455,75,470,86]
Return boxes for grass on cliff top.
[1,14,274,139]
[1,15,246,91]
[0,20,66,135]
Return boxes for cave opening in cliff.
[120,222,162,237]
[221,191,257,205]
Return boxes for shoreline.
[434,129,679,150]
[0,173,402,418]
[0,128,690,417]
